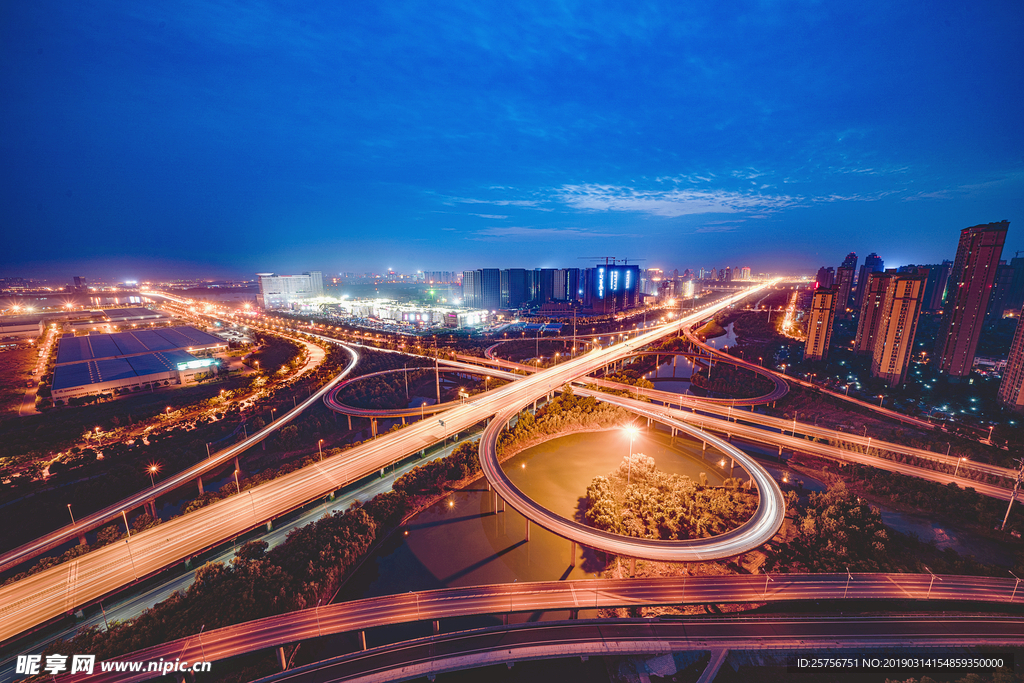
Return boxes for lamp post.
[67,503,76,527]
[954,457,965,478]
[318,439,324,461]
[234,468,241,494]
[147,464,159,488]
[625,425,639,485]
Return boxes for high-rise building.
[854,271,892,354]
[835,252,857,316]
[815,267,835,289]
[922,261,952,312]
[804,287,838,361]
[461,270,480,308]
[740,266,751,281]
[986,262,1017,320]
[936,221,1009,378]
[1006,255,1024,314]
[583,264,641,314]
[854,253,884,310]
[73,276,87,290]
[997,315,1024,412]
[256,271,324,308]
[500,268,527,309]
[870,274,925,386]
[479,269,501,310]
[553,268,580,301]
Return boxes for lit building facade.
[870,274,925,386]
[997,315,1024,412]
[936,221,1008,378]
[804,287,837,361]
[854,272,892,354]
[256,271,324,309]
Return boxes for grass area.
[250,333,303,376]
[0,346,34,416]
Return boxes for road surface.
[56,573,1023,682]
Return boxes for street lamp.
[147,464,159,488]
[954,456,966,478]
[624,425,639,485]
[318,438,324,461]
[67,503,76,527]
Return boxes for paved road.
[0,286,768,643]
[0,341,357,577]
[57,573,1024,682]
[258,617,1024,683]
[478,390,786,561]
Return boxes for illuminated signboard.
[597,267,605,299]
[176,358,217,371]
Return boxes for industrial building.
[51,326,227,401]
[256,271,324,308]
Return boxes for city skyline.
[2,1,1023,279]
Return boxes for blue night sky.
[1,0,1022,281]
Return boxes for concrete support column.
[371,419,377,437]
[432,620,440,634]
[347,414,352,430]
[277,646,287,671]
[401,416,406,425]
[570,540,576,567]
[358,630,367,651]
[197,475,204,495]
[570,609,579,619]
[525,518,530,542]
[500,498,505,513]
[502,613,509,625]
[629,557,636,577]
[78,534,88,546]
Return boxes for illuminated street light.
[318,438,324,461]
[624,424,639,485]
[147,464,159,488]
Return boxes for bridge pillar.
[629,557,636,578]
[371,419,377,437]
[525,518,530,542]
[432,619,440,634]
[235,456,240,472]
[401,416,406,425]
[197,475,204,495]
[570,609,579,619]
[502,613,508,625]
[570,540,576,567]
[277,646,287,671]
[78,534,88,546]
[500,497,505,513]
[347,414,352,430]
[358,630,367,650]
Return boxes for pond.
[337,429,737,600]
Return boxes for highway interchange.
[0,285,771,643]
[4,281,1022,681]
[60,574,1024,683]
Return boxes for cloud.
[470,226,630,241]
[451,197,541,207]
[556,183,801,217]
[469,213,509,219]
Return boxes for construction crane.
[578,257,647,265]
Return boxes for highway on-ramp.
[0,285,770,643]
